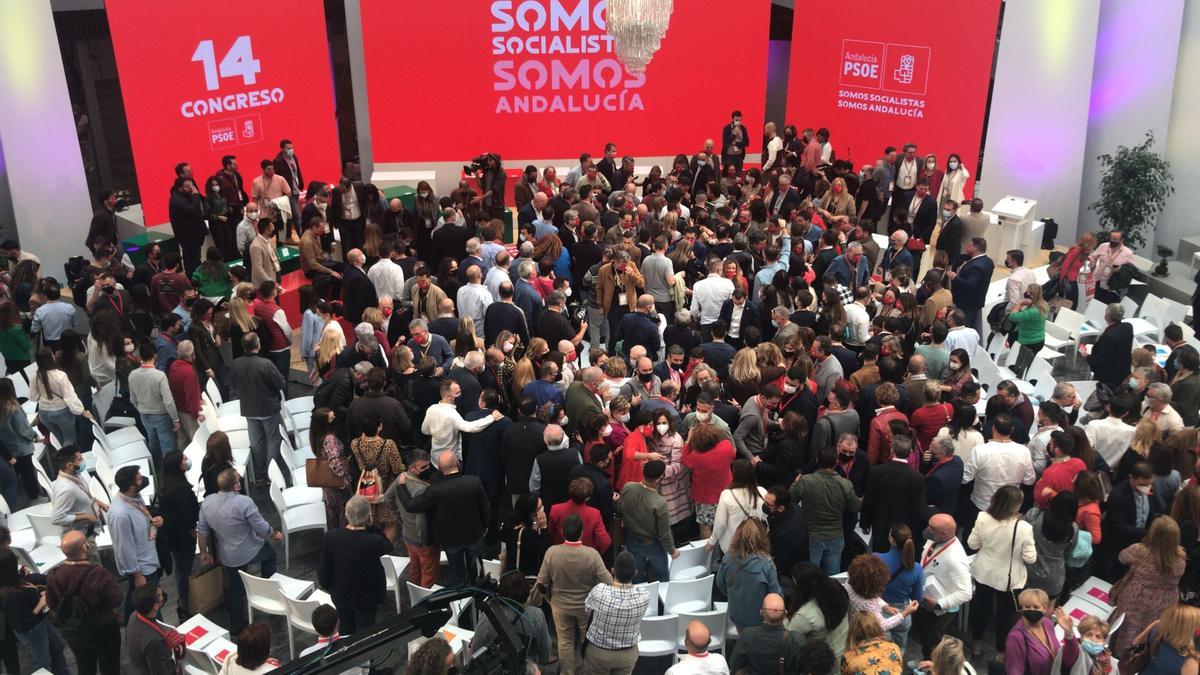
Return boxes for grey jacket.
[228,353,284,417]
[386,475,430,547]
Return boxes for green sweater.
[1010,306,1047,345]
[619,482,675,553]
[790,469,860,540]
[0,325,30,362]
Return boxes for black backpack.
[56,569,98,646]
[1107,262,1139,291]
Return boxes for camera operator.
[472,154,507,219]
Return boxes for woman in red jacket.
[615,412,661,491]
[682,422,737,540]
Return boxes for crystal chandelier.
[606,0,675,74]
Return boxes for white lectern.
[989,196,1039,265]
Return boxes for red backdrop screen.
[361,0,771,163]
[786,0,1001,199]
[107,0,341,226]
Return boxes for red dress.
[910,402,953,453]
[616,429,651,491]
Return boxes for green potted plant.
[1088,131,1174,250]
[1154,245,1174,277]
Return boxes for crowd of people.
[0,117,1199,675]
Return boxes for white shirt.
[1005,267,1036,309]
[1143,402,1185,436]
[729,303,745,338]
[456,283,492,336]
[933,427,984,465]
[944,326,980,356]
[486,265,511,302]
[367,258,406,301]
[762,136,784,171]
[690,274,734,325]
[844,302,870,347]
[962,439,1035,510]
[896,158,919,190]
[708,486,769,553]
[1028,425,1060,475]
[1084,416,1136,468]
[920,537,973,614]
[420,402,496,466]
[665,652,731,675]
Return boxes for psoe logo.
[883,44,930,95]
[839,39,884,90]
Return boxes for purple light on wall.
[1088,0,1175,122]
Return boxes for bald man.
[619,356,662,405]
[666,620,729,674]
[46,530,124,673]
[396,451,490,587]
[341,247,377,324]
[729,593,803,672]
[614,293,661,361]
[564,366,606,436]
[911,513,973,658]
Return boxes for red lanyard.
[923,538,956,567]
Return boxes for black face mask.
[417,467,435,481]
[1022,610,1045,624]
[922,527,935,542]
[670,362,684,371]
[102,286,115,294]
[638,372,654,383]
[553,371,563,382]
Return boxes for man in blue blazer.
[823,241,872,289]
[947,237,995,332]
[922,436,964,516]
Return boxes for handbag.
[1006,520,1021,609]
[906,237,927,252]
[189,564,226,615]
[1122,635,1158,673]
[305,457,344,489]
[1066,528,1092,568]
[1108,566,1135,607]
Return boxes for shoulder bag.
[1006,519,1020,609]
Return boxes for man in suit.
[689,151,717,198]
[518,191,548,228]
[1171,348,1200,427]
[483,282,530,346]
[922,436,963,516]
[880,230,915,281]
[904,180,936,273]
[513,260,544,330]
[1088,302,1134,389]
[341,249,377,324]
[273,139,304,240]
[1101,461,1161,579]
[718,288,759,349]
[699,321,737,381]
[947,237,995,333]
[86,190,121,251]
[767,173,803,220]
[564,367,605,436]
[445,351,485,418]
[513,165,540,212]
[330,177,367,254]
[614,295,662,362]
[860,434,926,552]
[935,199,965,267]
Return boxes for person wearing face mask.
[383,450,439,587]
[934,199,965,267]
[152,450,200,623]
[615,411,665,491]
[1101,460,1164,575]
[1072,616,1115,675]
[939,153,970,206]
[529,424,582,510]
[169,176,209,276]
[910,515,972,660]
[1003,589,1081,674]
[1087,230,1136,304]
[235,202,261,262]
[108,465,163,621]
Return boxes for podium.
[989,196,1041,265]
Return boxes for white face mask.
[656,423,670,436]
[783,384,797,394]
[559,415,569,426]
[926,161,936,169]
[1060,404,1074,413]
[1136,484,1152,496]
[948,362,961,371]
[602,424,613,437]
[619,413,630,423]
[695,411,711,422]
[564,287,572,297]
[948,161,959,170]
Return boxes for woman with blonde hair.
[315,326,346,380]
[1116,417,1163,479]
[512,337,547,399]
[1003,588,1080,674]
[458,316,484,351]
[601,356,629,399]
[727,348,762,404]
[917,635,968,675]
[716,519,781,632]
[755,342,786,383]
[820,177,855,219]
[360,307,392,360]
[841,611,904,674]
[1111,516,1187,658]
[228,283,264,360]
[537,166,562,197]
[1008,282,1049,376]
[1134,603,1200,674]
[1056,232,1098,309]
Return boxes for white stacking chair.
[382,555,410,612]
[205,379,223,407]
[267,480,327,569]
[21,362,37,384]
[669,542,710,581]
[482,559,502,581]
[1,496,50,532]
[284,396,315,418]
[26,513,62,547]
[635,580,660,617]
[637,614,679,660]
[267,462,322,508]
[676,608,728,653]
[664,574,713,614]
[282,592,329,659]
[1026,358,1057,403]
[12,543,65,574]
[408,581,443,608]
[1128,295,1166,340]
[1082,299,1109,331]
[238,571,312,656]
[217,400,242,418]
[10,374,29,402]
[183,644,219,675]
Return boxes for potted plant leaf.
[1088,131,1174,251]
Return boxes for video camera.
[463,153,499,175]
